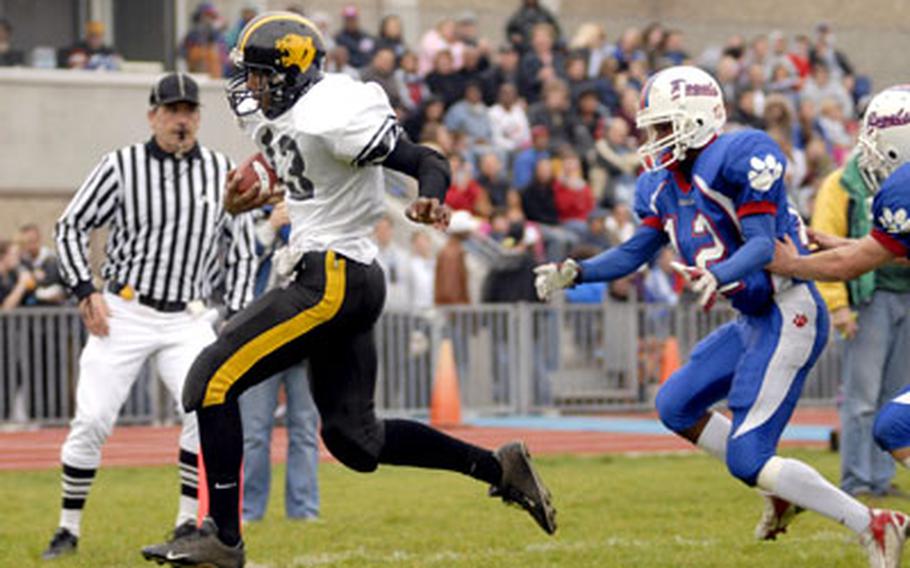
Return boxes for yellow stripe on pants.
[202,251,346,408]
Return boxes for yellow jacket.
[810,168,849,312]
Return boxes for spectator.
[513,125,551,190]
[458,44,488,87]
[480,44,522,105]
[374,215,410,309]
[445,81,496,162]
[521,158,559,225]
[715,55,741,106]
[616,87,643,143]
[325,45,360,80]
[505,0,561,52]
[731,89,765,130]
[334,5,375,69]
[309,11,336,51]
[426,49,467,108]
[527,80,581,152]
[396,50,430,112]
[661,29,689,66]
[376,14,408,62]
[476,153,512,209]
[643,247,680,305]
[418,18,465,76]
[642,22,666,68]
[605,202,635,245]
[407,230,436,310]
[456,11,485,49]
[0,19,25,67]
[445,154,491,217]
[612,27,645,71]
[224,4,258,49]
[594,118,639,206]
[360,47,404,108]
[481,221,539,303]
[419,122,455,156]
[801,59,854,119]
[816,98,853,164]
[810,144,910,498]
[60,20,122,71]
[552,149,595,231]
[811,22,854,82]
[568,22,611,79]
[17,224,66,306]
[789,34,812,79]
[240,201,319,524]
[574,88,606,162]
[0,241,31,310]
[179,3,228,77]
[404,95,445,141]
[580,209,612,250]
[518,23,565,103]
[489,82,531,156]
[435,210,476,305]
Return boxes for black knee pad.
[321,419,384,473]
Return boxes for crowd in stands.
[0,2,872,314]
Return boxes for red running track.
[0,408,836,471]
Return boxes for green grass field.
[2,449,907,567]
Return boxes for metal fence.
[0,301,842,426]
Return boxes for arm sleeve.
[54,154,121,300]
[325,82,401,168]
[221,211,257,311]
[578,225,668,283]
[709,214,775,286]
[723,131,787,218]
[871,174,910,258]
[381,136,451,201]
[810,170,851,311]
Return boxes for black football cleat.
[141,517,244,568]
[42,527,78,560]
[490,441,557,535]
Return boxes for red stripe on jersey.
[737,201,778,217]
[871,229,909,257]
[641,216,663,230]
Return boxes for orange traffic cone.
[659,337,681,384]
[430,338,462,427]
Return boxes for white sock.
[695,412,730,462]
[177,495,198,527]
[59,509,82,537]
[757,456,870,534]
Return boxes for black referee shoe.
[42,527,78,560]
[141,518,244,568]
[489,441,557,535]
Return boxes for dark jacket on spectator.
[477,174,511,208]
[518,51,566,103]
[522,180,559,225]
[527,102,582,152]
[426,71,467,108]
[335,29,376,68]
[506,3,561,49]
[482,252,538,302]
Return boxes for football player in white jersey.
[142,12,555,568]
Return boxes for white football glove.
[671,261,719,312]
[534,259,580,302]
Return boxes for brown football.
[234,152,278,194]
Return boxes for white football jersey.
[240,73,400,264]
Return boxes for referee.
[42,72,256,559]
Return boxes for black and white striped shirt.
[55,138,256,311]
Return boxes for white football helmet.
[858,86,910,192]
[637,65,726,172]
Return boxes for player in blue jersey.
[536,67,909,567]
[771,86,910,505]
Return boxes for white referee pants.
[61,292,217,469]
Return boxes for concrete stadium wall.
[0,68,255,243]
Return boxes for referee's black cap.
[150,72,200,107]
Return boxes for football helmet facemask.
[227,11,327,119]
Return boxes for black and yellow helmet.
[227,11,327,118]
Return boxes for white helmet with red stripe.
[858,85,910,192]
[637,65,726,172]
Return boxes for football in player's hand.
[235,153,278,195]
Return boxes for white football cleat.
[861,508,910,568]
[755,493,803,541]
